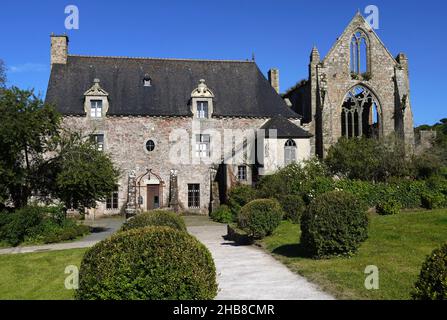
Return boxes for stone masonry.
[284,12,415,157]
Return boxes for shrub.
[76,226,217,300]
[0,206,44,246]
[121,210,186,232]
[210,205,233,224]
[412,243,447,300]
[376,199,401,215]
[421,192,446,210]
[0,206,89,246]
[278,195,305,224]
[300,191,369,258]
[238,199,283,239]
[227,185,258,218]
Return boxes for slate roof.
[45,55,301,118]
[261,115,313,139]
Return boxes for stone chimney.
[50,34,69,66]
[268,68,280,94]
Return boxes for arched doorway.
[341,85,381,138]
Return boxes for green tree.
[0,87,60,208]
[325,136,410,182]
[50,131,121,213]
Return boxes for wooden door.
[147,185,160,210]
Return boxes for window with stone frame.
[197,101,209,119]
[106,188,119,210]
[188,184,200,208]
[237,165,247,181]
[284,139,297,166]
[90,100,103,118]
[350,31,369,75]
[195,134,210,158]
[91,134,104,151]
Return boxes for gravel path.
[185,217,334,300]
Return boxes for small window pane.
[197,101,209,118]
[92,134,104,151]
[146,140,155,152]
[188,184,200,208]
[91,100,103,118]
[238,166,247,181]
[106,189,119,210]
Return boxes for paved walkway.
[185,217,334,300]
[0,217,124,255]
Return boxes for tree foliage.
[0,87,120,211]
[325,136,411,182]
[0,87,60,207]
[49,131,121,212]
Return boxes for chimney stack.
[268,68,280,94]
[50,34,69,67]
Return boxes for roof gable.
[261,115,312,139]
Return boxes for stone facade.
[284,13,415,157]
[62,114,310,217]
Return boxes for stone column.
[169,169,179,213]
[125,170,137,218]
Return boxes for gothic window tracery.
[341,86,381,138]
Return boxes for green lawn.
[0,248,86,300]
[260,209,447,300]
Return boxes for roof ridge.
[68,54,254,63]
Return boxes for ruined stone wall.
[285,14,415,157]
[314,14,414,156]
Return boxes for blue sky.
[0,0,445,126]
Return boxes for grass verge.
[259,209,447,300]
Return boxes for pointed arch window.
[341,86,381,138]
[284,139,297,166]
[350,31,369,75]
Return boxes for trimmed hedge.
[210,205,233,224]
[121,210,186,232]
[0,206,89,246]
[238,199,283,239]
[278,195,305,224]
[412,243,447,300]
[300,191,369,258]
[76,226,218,300]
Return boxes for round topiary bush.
[237,199,283,239]
[300,191,369,258]
[210,205,233,224]
[76,226,217,300]
[376,199,401,215]
[412,243,447,300]
[277,195,306,224]
[121,210,186,232]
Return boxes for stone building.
[45,35,312,217]
[283,12,414,157]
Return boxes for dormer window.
[84,78,109,119]
[191,79,214,119]
[90,100,103,118]
[197,101,209,119]
[143,74,152,87]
